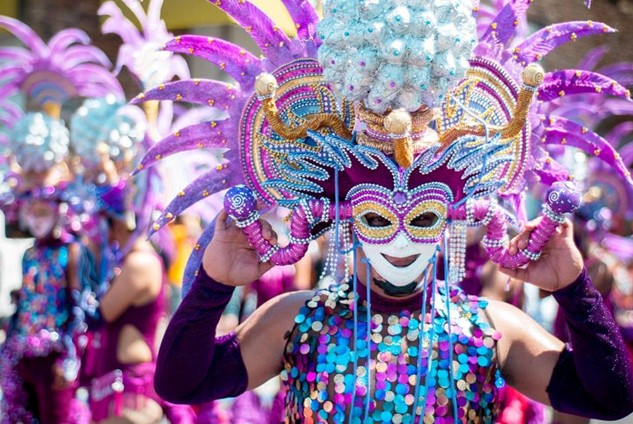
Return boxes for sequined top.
[281,281,503,424]
[14,243,71,354]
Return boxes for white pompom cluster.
[317,0,477,114]
[11,113,69,173]
[70,95,146,170]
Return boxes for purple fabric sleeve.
[154,267,249,404]
[547,268,633,420]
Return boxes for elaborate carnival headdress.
[0,16,122,118]
[0,16,122,224]
[66,0,192,261]
[134,0,632,290]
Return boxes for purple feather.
[0,16,47,56]
[606,121,633,148]
[513,21,615,65]
[66,64,124,98]
[280,0,320,41]
[620,143,633,165]
[531,160,570,186]
[121,0,149,28]
[546,102,601,121]
[601,99,633,115]
[59,45,112,68]
[0,84,19,100]
[602,234,633,262]
[598,62,633,87]
[538,70,631,102]
[150,167,234,235]
[542,115,633,185]
[0,46,32,62]
[133,79,240,110]
[481,0,530,47]
[135,121,235,171]
[48,29,91,57]
[99,2,145,47]
[578,46,608,71]
[206,0,294,65]
[145,0,166,35]
[164,35,263,87]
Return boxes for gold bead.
[522,63,545,87]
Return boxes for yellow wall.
[104,0,296,34]
[0,0,18,17]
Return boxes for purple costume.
[0,239,83,424]
[89,256,196,423]
[89,281,166,420]
[156,266,633,422]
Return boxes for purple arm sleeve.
[547,268,633,420]
[154,267,249,404]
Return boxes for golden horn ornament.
[384,109,414,169]
[439,63,545,146]
[255,73,353,141]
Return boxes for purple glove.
[547,268,633,419]
[155,267,248,404]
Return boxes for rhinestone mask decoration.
[348,182,452,287]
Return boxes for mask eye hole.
[362,212,393,228]
[410,212,440,228]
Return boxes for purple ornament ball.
[224,185,257,220]
[546,181,581,215]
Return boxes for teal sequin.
[281,283,503,423]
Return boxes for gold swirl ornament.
[254,72,353,141]
[439,63,545,146]
[384,109,414,169]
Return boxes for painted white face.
[23,201,59,239]
[362,232,438,292]
[24,214,57,239]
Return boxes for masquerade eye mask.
[348,183,452,245]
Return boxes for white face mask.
[362,232,437,294]
[24,214,58,239]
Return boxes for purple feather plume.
[99,0,190,90]
[0,16,123,106]
[135,121,235,171]
[207,0,294,65]
[538,69,631,102]
[480,0,530,47]
[513,21,615,65]
[605,122,633,148]
[133,80,241,110]
[598,62,633,87]
[0,16,47,55]
[163,35,263,87]
[280,0,320,41]
[149,167,235,236]
[542,115,633,186]
[578,46,608,71]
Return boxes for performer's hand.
[202,209,275,286]
[51,362,71,390]
[498,218,583,292]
